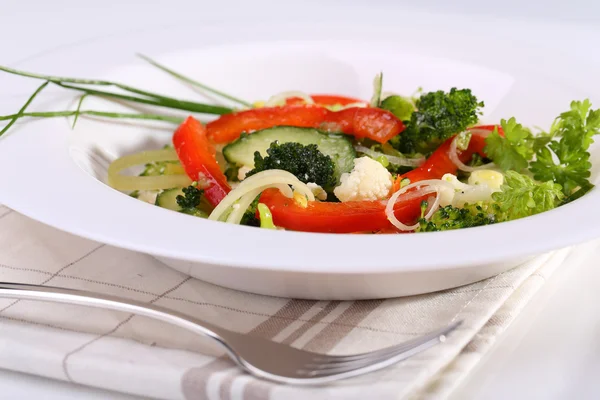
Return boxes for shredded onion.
[385,179,454,231]
[265,91,315,107]
[209,170,314,223]
[449,132,495,172]
[107,149,192,191]
[354,145,425,167]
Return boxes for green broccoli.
[176,185,203,209]
[246,142,336,188]
[240,196,260,227]
[224,165,241,182]
[390,88,483,155]
[418,203,497,232]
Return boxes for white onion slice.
[385,179,454,231]
[354,145,425,167]
[265,91,315,107]
[209,170,314,223]
[449,132,495,172]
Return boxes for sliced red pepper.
[258,188,426,234]
[311,94,366,106]
[392,125,503,191]
[207,105,404,144]
[324,107,404,142]
[207,105,329,144]
[172,116,231,206]
[285,94,366,106]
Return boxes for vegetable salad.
[1,57,598,234]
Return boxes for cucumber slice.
[155,188,209,218]
[222,126,356,182]
[181,207,209,218]
[155,188,183,211]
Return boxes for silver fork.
[0,282,461,384]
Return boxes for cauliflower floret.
[442,170,503,207]
[334,157,392,202]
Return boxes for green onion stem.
[137,53,252,107]
[72,94,89,128]
[0,110,184,124]
[0,64,234,115]
[54,82,232,115]
[0,80,50,137]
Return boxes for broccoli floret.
[176,185,203,209]
[418,203,496,232]
[246,142,336,188]
[240,196,260,227]
[224,165,241,182]
[390,88,483,155]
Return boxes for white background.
[2,1,600,398]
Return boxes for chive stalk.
[137,54,252,107]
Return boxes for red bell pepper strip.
[311,94,366,106]
[258,188,426,234]
[207,105,404,144]
[207,105,329,144]
[324,107,404,142]
[391,125,504,192]
[172,116,231,206]
[285,94,366,106]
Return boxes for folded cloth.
[0,205,596,400]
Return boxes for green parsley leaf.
[492,171,564,221]
[530,144,591,195]
[529,99,600,196]
[484,118,534,172]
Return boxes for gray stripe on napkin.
[281,301,341,345]
[242,299,384,400]
[181,299,317,400]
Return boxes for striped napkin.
[0,203,597,400]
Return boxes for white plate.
[1,21,599,300]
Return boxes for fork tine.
[297,320,462,377]
[304,339,438,375]
[302,339,437,377]
[308,320,461,366]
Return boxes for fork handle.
[0,281,232,346]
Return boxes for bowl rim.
[1,20,600,277]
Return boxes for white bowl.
[1,22,599,299]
